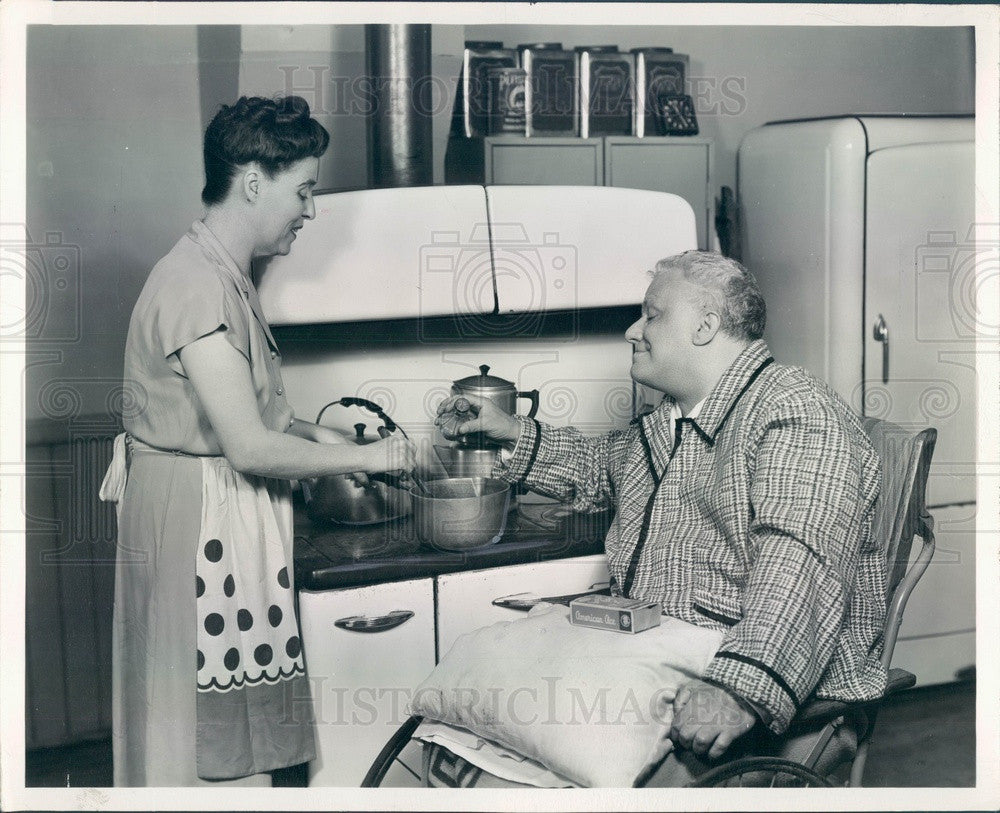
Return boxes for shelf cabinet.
[486,137,604,185]
[604,137,713,253]
[447,135,714,250]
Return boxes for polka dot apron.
[196,457,302,693]
[101,437,315,778]
[192,455,314,777]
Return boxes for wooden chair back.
[860,417,937,668]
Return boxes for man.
[436,250,885,781]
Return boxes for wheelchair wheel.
[688,756,834,788]
[360,715,423,788]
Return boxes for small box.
[631,48,689,137]
[575,45,634,137]
[519,42,577,136]
[569,594,662,634]
[485,66,527,135]
[453,41,520,137]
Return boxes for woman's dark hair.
[201,95,330,206]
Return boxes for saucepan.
[409,477,512,551]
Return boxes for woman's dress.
[102,221,315,785]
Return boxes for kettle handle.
[315,397,398,433]
[518,389,540,418]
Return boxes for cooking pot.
[302,398,411,526]
[450,364,539,447]
[410,477,511,551]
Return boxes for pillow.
[416,720,577,787]
[409,604,724,787]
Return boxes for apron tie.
[99,432,129,510]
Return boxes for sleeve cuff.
[702,651,799,734]
[491,416,541,483]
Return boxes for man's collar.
[640,340,774,440]
[688,340,774,443]
[669,397,706,421]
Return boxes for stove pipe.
[365,24,434,188]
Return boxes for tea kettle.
[449,365,539,448]
[301,397,411,525]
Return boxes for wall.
[197,26,242,133]
[237,25,464,191]
[25,26,206,425]
[465,24,976,192]
[24,25,207,749]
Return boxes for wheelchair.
[362,419,937,789]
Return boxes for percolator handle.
[518,389,540,418]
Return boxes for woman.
[100,95,414,786]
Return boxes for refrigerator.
[738,115,976,686]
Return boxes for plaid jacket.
[495,340,885,734]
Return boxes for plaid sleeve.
[491,415,630,513]
[701,400,879,734]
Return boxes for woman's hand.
[288,419,415,482]
[358,434,416,475]
[434,395,521,450]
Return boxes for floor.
[25,680,976,788]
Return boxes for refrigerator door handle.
[873,314,889,384]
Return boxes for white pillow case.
[409,603,724,787]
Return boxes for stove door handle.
[334,609,415,633]
[492,584,613,612]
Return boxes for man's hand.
[669,679,757,760]
[434,395,521,450]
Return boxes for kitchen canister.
[452,40,520,137]
[631,48,690,137]
[518,43,577,136]
[575,45,634,137]
[486,66,527,135]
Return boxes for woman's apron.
[101,436,316,779]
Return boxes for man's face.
[625,269,704,395]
